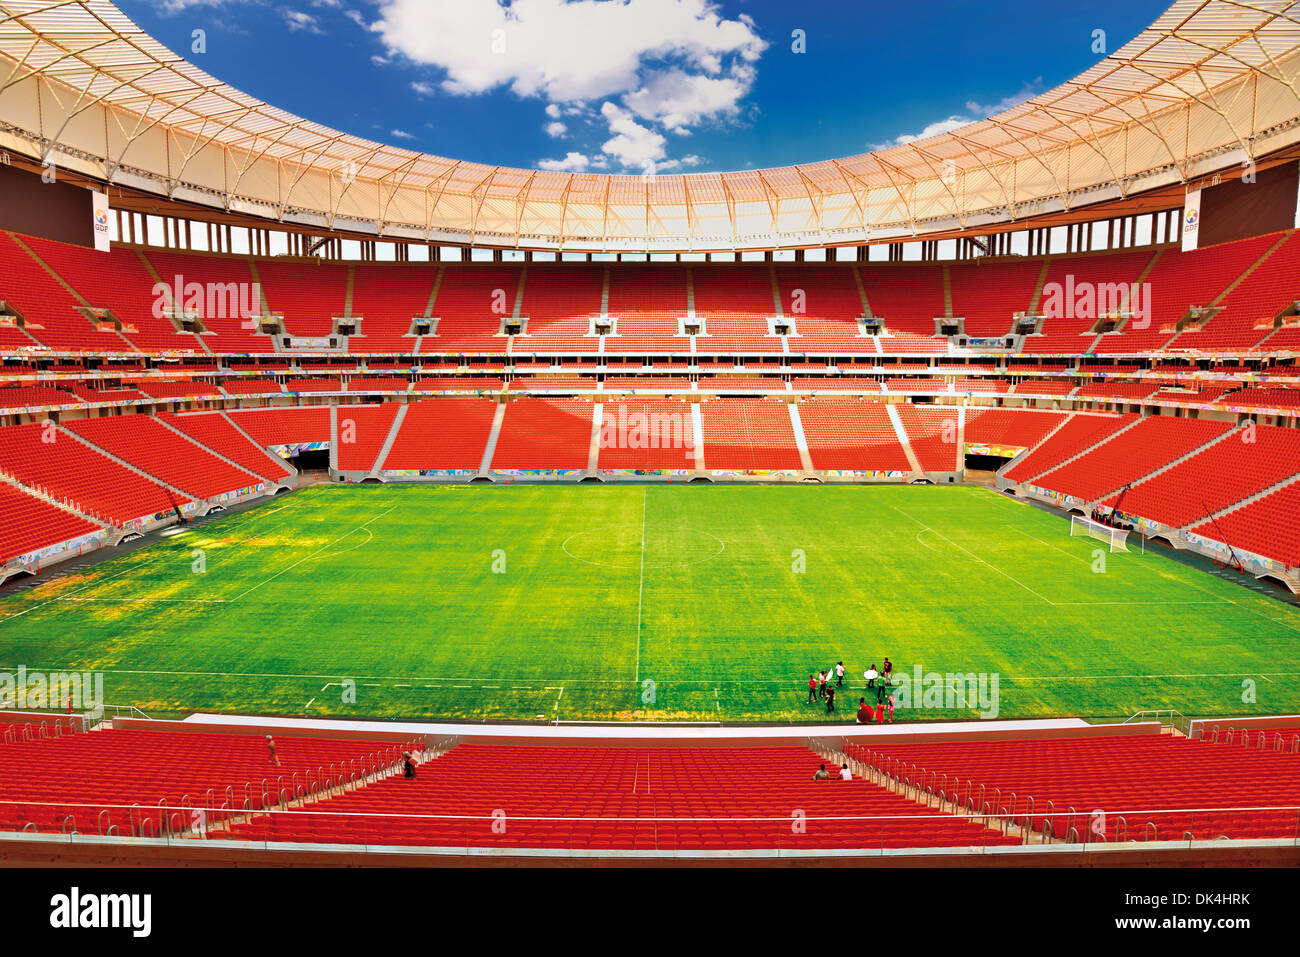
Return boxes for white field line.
[7,664,1300,686]
[228,506,395,603]
[0,559,163,624]
[887,504,1056,606]
[634,485,647,683]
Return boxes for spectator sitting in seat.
[403,752,417,779]
[811,763,831,781]
[839,763,852,781]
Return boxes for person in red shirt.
[856,697,873,724]
[806,674,817,704]
[874,702,885,724]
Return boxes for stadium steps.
[135,249,216,357]
[1080,249,1163,355]
[217,738,445,835]
[786,403,814,471]
[152,413,279,483]
[810,740,1051,846]
[1178,468,1300,532]
[885,404,924,473]
[56,423,196,503]
[1026,257,1052,317]
[479,402,507,473]
[998,412,1077,479]
[1165,231,1292,352]
[371,404,408,473]
[409,263,445,355]
[1082,420,1247,507]
[0,469,109,528]
[219,410,304,476]
[6,233,142,355]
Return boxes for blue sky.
[121,0,1171,174]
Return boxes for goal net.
[1070,514,1130,552]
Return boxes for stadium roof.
[1,0,1299,252]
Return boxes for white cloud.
[283,9,324,33]
[599,102,668,171]
[623,66,752,133]
[871,81,1047,150]
[368,0,765,102]
[390,128,416,140]
[545,121,568,138]
[538,151,591,172]
[873,116,969,150]
[411,81,436,96]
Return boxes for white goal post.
[1070,514,1130,552]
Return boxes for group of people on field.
[805,657,894,721]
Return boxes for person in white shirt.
[864,665,879,689]
[835,661,845,687]
[839,764,852,781]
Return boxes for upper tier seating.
[692,265,782,354]
[1101,236,1277,354]
[0,232,119,353]
[860,264,948,353]
[1026,250,1153,355]
[948,260,1042,337]
[1175,232,1300,353]
[851,732,1300,841]
[348,264,433,353]
[699,398,803,470]
[514,265,603,353]
[256,261,347,338]
[25,238,202,353]
[774,265,872,353]
[65,416,264,499]
[141,250,274,352]
[604,266,687,353]
[0,421,189,523]
[422,265,522,354]
[2,231,1296,357]
[228,744,1019,851]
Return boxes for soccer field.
[1,483,1297,724]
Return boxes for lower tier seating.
[228,744,1019,851]
[849,732,1300,841]
[0,728,409,837]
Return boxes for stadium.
[0,0,1298,881]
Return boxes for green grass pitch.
[1,483,1297,724]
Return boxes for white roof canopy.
[1,0,1299,251]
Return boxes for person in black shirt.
[825,684,836,715]
[403,752,417,779]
